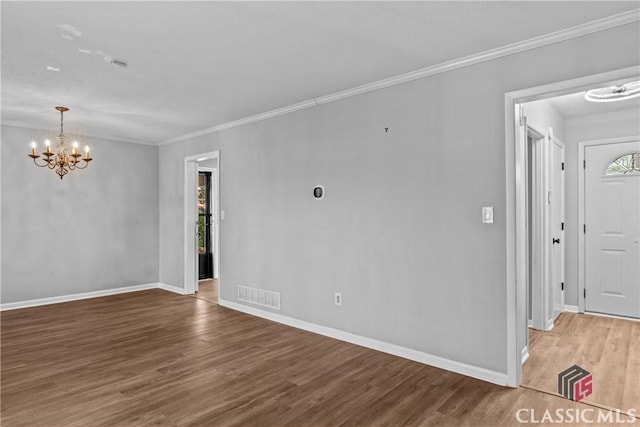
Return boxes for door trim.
[578,136,640,313]
[550,133,566,323]
[504,66,638,388]
[184,151,220,295]
[528,125,547,332]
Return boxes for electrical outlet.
[334,292,342,306]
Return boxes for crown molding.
[159,9,640,146]
[0,120,158,146]
[159,99,318,145]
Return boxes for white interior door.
[550,134,565,321]
[585,141,640,318]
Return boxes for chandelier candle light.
[28,106,92,179]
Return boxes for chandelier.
[28,106,93,179]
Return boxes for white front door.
[585,141,640,318]
[550,135,565,320]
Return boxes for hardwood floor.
[194,279,218,303]
[523,312,640,414]
[1,290,638,426]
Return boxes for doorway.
[184,151,220,298]
[505,66,638,387]
[516,82,639,414]
[580,138,640,319]
[198,170,214,280]
[196,167,219,304]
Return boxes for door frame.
[527,125,545,332]
[184,151,220,295]
[549,133,566,324]
[504,66,638,387]
[578,136,640,313]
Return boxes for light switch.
[220,210,226,220]
[482,207,494,224]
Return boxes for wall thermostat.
[313,185,324,199]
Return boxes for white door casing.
[550,132,565,322]
[584,140,640,318]
[212,169,220,280]
[516,106,529,363]
[529,124,546,331]
[184,160,198,294]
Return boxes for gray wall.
[525,99,565,141]
[153,23,639,376]
[1,124,159,303]
[563,108,640,307]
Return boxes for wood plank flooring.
[1,290,638,426]
[523,312,640,413]
[194,279,218,304]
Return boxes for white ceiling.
[1,2,638,145]
[545,89,640,118]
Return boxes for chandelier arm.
[73,161,90,170]
[30,156,53,168]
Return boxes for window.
[605,153,640,176]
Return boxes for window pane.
[605,153,640,176]
[198,216,206,253]
[198,175,206,214]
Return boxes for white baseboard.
[584,311,640,322]
[158,283,187,295]
[564,304,579,313]
[522,346,529,364]
[218,298,508,386]
[0,283,159,311]
[545,318,555,331]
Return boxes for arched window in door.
[605,153,640,176]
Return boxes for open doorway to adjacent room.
[506,68,639,414]
[184,151,220,304]
[197,161,219,303]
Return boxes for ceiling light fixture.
[584,81,640,103]
[28,106,93,179]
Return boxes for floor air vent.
[238,285,281,310]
